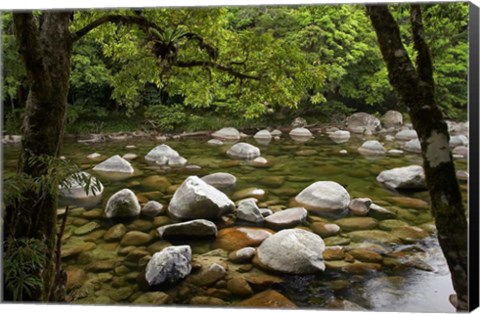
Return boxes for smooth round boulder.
[382,110,403,129]
[346,112,381,134]
[212,127,241,140]
[328,130,350,144]
[357,140,386,156]
[207,139,224,146]
[105,189,141,218]
[395,129,418,141]
[289,127,313,138]
[145,144,180,163]
[145,245,192,286]
[141,201,164,217]
[254,130,272,140]
[256,229,325,274]
[59,172,104,208]
[93,155,134,173]
[157,219,217,239]
[404,139,422,153]
[201,172,237,190]
[227,143,261,160]
[295,181,350,214]
[376,165,426,190]
[168,176,235,220]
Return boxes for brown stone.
[189,296,228,306]
[323,246,345,261]
[388,196,430,209]
[335,217,378,232]
[310,222,341,237]
[104,224,126,242]
[120,231,153,246]
[391,226,429,243]
[66,268,86,290]
[227,277,254,296]
[212,227,274,251]
[348,248,383,263]
[237,290,296,308]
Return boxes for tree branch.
[410,4,434,87]
[71,14,163,42]
[175,60,260,80]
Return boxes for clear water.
[3,133,467,311]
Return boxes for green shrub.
[144,104,187,131]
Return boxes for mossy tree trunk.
[4,12,72,302]
[366,5,468,311]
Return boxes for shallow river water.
[3,132,468,312]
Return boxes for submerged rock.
[105,188,141,218]
[168,176,235,220]
[358,140,386,156]
[201,172,237,190]
[227,142,261,159]
[237,290,296,308]
[145,245,192,286]
[93,155,134,173]
[256,229,325,274]
[376,165,426,190]
[59,171,104,208]
[213,227,274,251]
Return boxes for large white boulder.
[395,129,418,141]
[227,143,261,160]
[256,229,325,274]
[376,165,426,190]
[357,140,386,156]
[145,245,192,286]
[212,127,241,140]
[105,188,141,218]
[168,176,235,220]
[59,171,104,208]
[346,112,381,134]
[93,155,134,173]
[295,181,350,214]
[145,144,180,163]
[382,110,403,129]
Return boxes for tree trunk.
[4,12,72,302]
[366,5,468,311]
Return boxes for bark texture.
[4,12,73,301]
[366,5,468,311]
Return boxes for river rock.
[254,130,272,140]
[145,245,192,286]
[208,139,224,146]
[93,155,134,173]
[376,165,426,190]
[264,207,307,230]
[145,144,180,164]
[227,277,253,296]
[168,176,235,220]
[348,230,402,245]
[388,149,404,156]
[452,146,468,157]
[59,171,104,207]
[310,222,341,237]
[348,248,383,263]
[104,224,127,241]
[122,153,137,160]
[157,219,217,239]
[228,247,256,263]
[328,130,351,144]
[213,227,274,251]
[105,188,141,218]
[201,172,237,190]
[120,231,153,246]
[258,176,285,188]
[289,127,313,138]
[335,217,378,232]
[346,112,381,133]
[73,221,100,236]
[189,263,227,286]
[456,170,469,182]
[133,292,170,305]
[236,198,265,224]
[256,229,325,274]
[237,290,296,308]
[295,181,350,215]
[232,187,266,201]
[141,201,164,217]
[382,110,403,128]
[141,175,171,192]
[212,127,241,140]
[271,129,282,136]
[395,129,418,141]
[378,219,410,231]
[226,142,260,159]
[168,156,188,167]
[449,135,468,147]
[391,226,429,243]
[87,152,102,159]
[358,140,386,156]
[404,139,422,153]
[369,203,397,220]
[348,198,371,216]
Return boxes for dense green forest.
[1,3,468,134]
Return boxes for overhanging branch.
[175,60,260,80]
